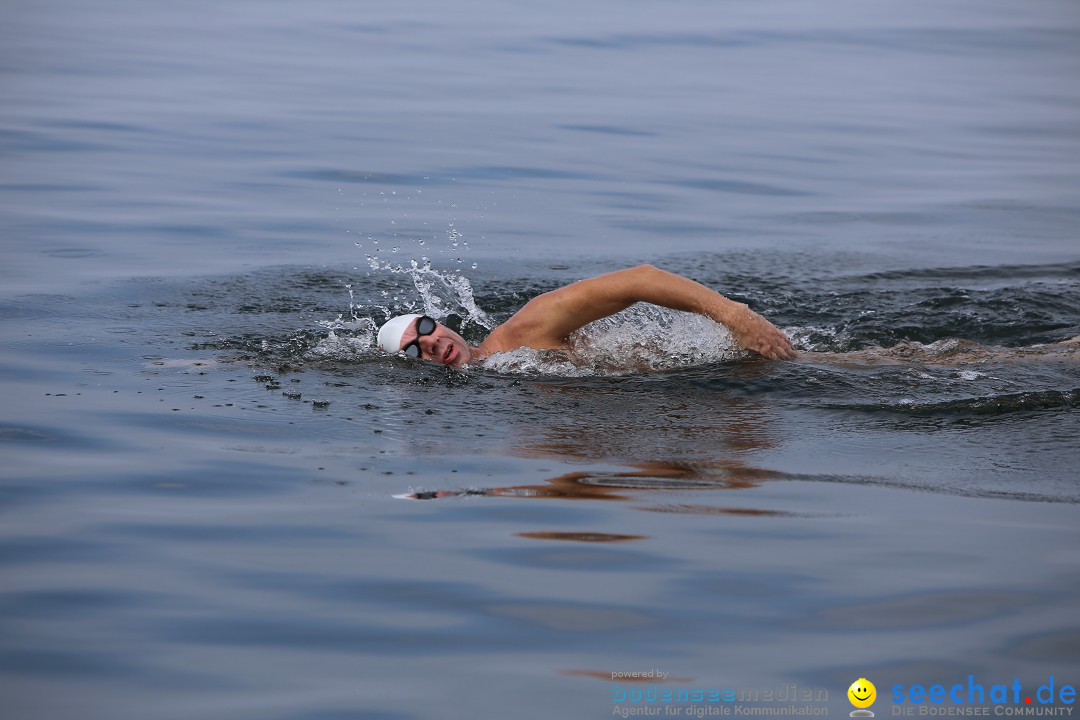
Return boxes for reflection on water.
[516,532,648,543]
[639,504,811,518]
[398,461,780,503]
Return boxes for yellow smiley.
[848,678,877,708]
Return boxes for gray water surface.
[2,1,1079,719]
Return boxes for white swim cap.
[377,314,423,353]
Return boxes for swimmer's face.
[399,318,472,367]
[848,679,876,708]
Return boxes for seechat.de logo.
[891,676,1076,710]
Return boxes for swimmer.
[377,264,797,366]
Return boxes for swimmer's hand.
[727,304,797,360]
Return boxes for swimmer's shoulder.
[478,304,566,354]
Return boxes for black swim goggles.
[401,315,437,359]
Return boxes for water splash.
[309,327,378,361]
[480,347,589,376]
[481,304,742,376]
[314,280,379,357]
[362,255,495,330]
[312,258,495,361]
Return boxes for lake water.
[2,1,1079,718]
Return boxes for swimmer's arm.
[504,264,796,360]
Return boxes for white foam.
[481,304,742,376]
[310,329,376,361]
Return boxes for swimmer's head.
[377,314,473,367]
[377,314,422,353]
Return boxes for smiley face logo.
[848,678,877,709]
